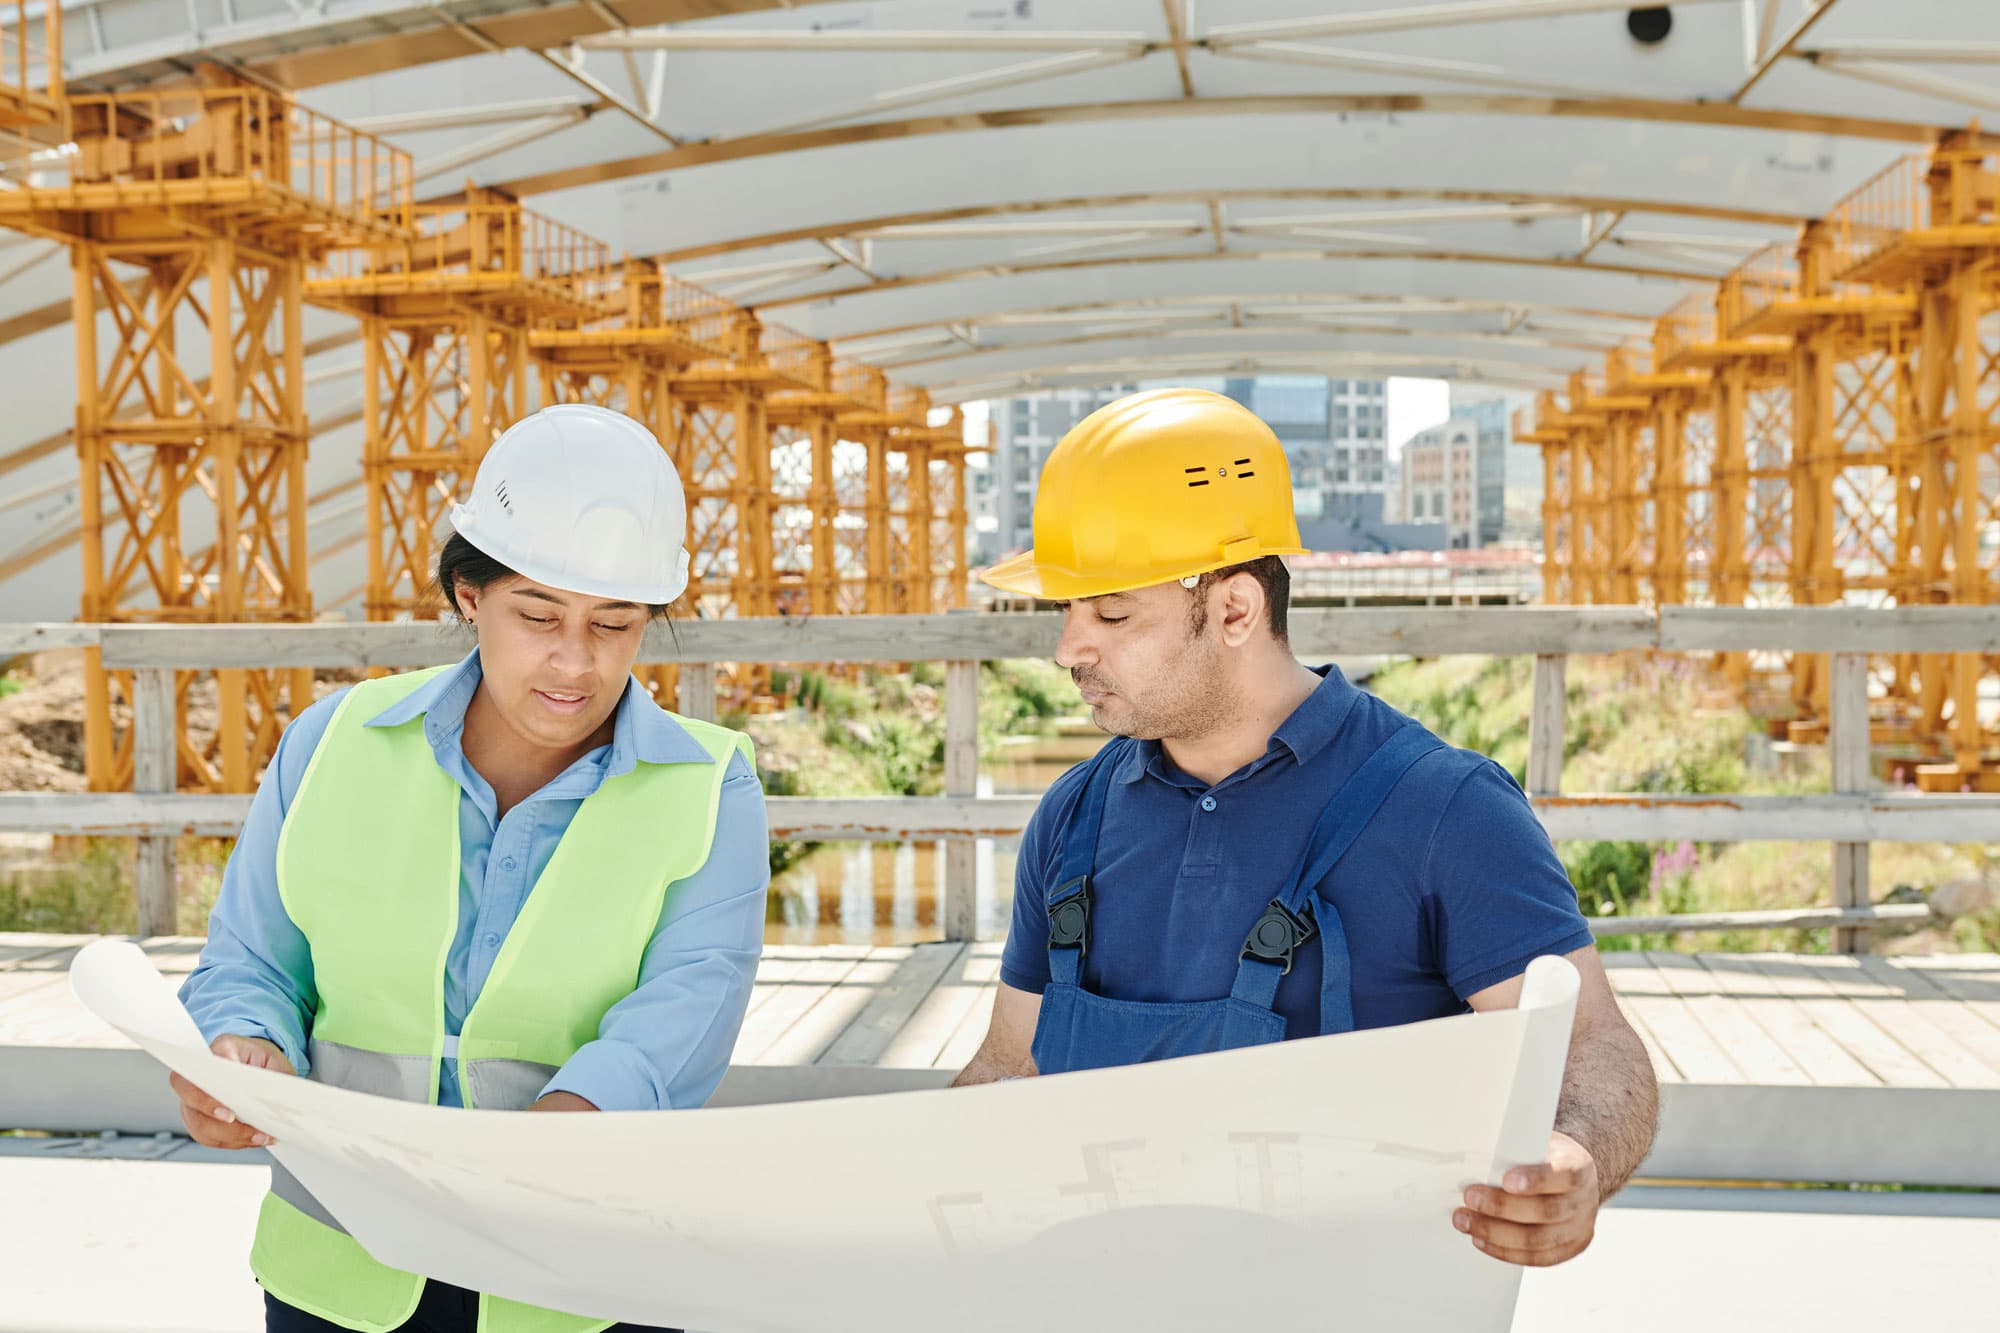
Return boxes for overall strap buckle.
[1047,876,1092,956]
[1241,899,1317,976]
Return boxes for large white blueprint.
[72,940,1578,1332]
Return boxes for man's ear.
[1216,573,1264,648]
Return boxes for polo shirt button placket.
[1200,796,1217,812]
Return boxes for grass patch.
[1367,653,1983,953]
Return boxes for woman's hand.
[169,1034,294,1149]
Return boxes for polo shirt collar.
[363,650,720,775]
[1269,664,1362,768]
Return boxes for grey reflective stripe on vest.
[463,1058,562,1112]
[273,1040,438,1233]
[269,1160,349,1234]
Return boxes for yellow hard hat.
[982,387,1306,600]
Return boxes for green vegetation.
[1367,654,1999,953]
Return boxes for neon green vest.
[252,667,753,1333]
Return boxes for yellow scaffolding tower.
[307,188,615,621]
[0,69,411,791]
[1827,133,2000,789]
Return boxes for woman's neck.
[460,685,615,819]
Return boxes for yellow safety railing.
[760,321,822,388]
[1825,153,1926,279]
[1723,243,1800,333]
[0,0,61,109]
[316,199,611,307]
[832,359,885,408]
[1654,290,1715,368]
[660,273,735,355]
[32,88,409,236]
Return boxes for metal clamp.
[1047,876,1092,954]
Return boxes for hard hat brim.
[980,545,1306,602]
[449,506,690,605]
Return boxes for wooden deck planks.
[1644,952,1812,1086]
[757,947,914,1067]
[875,943,1005,1070]
[4,933,2000,1096]
[1690,953,1880,1087]
[1744,956,1949,1089]
[1602,954,1745,1084]
[819,943,968,1068]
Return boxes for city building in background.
[988,384,1138,560]
[1398,388,1532,550]
[987,375,1422,562]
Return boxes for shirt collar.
[364,650,723,775]
[1114,663,1360,785]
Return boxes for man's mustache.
[1072,671,1113,693]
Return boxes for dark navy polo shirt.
[1000,666,1594,1039]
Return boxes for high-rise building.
[989,375,1393,557]
[989,384,1138,558]
[1399,389,1524,549]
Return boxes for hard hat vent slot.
[1184,465,1211,490]
[495,480,514,514]
[1234,457,1256,479]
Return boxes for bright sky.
[1386,377,1451,462]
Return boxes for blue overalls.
[1031,723,1445,1075]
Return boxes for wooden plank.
[676,662,718,723]
[1646,952,1810,1085]
[935,949,1004,1070]
[8,790,2000,850]
[1526,653,1566,796]
[819,942,967,1067]
[731,948,874,1063]
[1829,652,1871,954]
[0,623,100,654]
[1745,956,1949,1088]
[877,942,1004,1070]
[757,947,913,1066]
[1659,605,2000,654]
[130,667,177,939]
[1534,794,2000,843]
[1852,956,2000,1078]
[1824,957,2000,1090]
[1690,954,1880,1086]
[1600,954,1745,1083]
[64,606,2000,671]
[942,660,980,942]
[1893,956,2000,1035]
[0,934,93,969]
[1587,905,1930,936]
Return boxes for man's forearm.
[1555,1020,1658,1200]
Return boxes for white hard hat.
[448,404,692,605]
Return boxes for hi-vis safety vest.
[251,667,752,1333]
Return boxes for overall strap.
[1045,738,1133,988]
[1229,724,1446,1027]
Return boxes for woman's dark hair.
[434,532,673,620]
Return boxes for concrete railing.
[8,606,2000,945]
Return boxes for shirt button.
[1200,796,1217,812]
[501,856,517,871]
[483,933,500,949]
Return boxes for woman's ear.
[455,580,480,624]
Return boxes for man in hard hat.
[175,404,766,1332]
[953,387,1657,1269]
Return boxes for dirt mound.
[0,652,95,791]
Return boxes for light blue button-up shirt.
[180,651,769,1112]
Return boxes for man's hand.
[169,1034,294,1150]
[527,1091,598,1112]
[1453,1130,1600,1267]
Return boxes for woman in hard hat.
[952,387,1656,1271]
[173,404,768,1333]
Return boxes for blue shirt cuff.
[540,1039,668,1112]
[189,1013,310,1078]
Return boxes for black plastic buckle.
[1241,899,1317,975]
[1047,876,1091,954]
